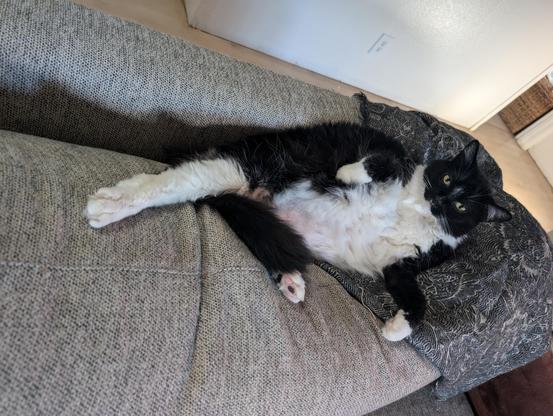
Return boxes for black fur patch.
[202,194,313,276]
[216,122,415,193]
[382,241,455,326]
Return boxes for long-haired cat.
[84,123,511,341]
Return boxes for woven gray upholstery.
[0,130,439,415]
[0,131,201,415]
[0,0,359,163]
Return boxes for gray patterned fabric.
[320,102,553,399]
[0,129,439,415]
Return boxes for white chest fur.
[273,166,454,275]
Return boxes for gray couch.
[0,1,549,415]
[0,1,440,415]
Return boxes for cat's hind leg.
[203,193,313,303]
[278,271,306,303]
[85,158,248,228]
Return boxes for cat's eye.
[442,174,451,186]
[453,201,466,213]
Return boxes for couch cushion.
[0,130,202,415]
[185,208,440,416]
[0,131,439,415]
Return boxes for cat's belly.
[273,178,443,275]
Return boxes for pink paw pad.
[278,272,306,303]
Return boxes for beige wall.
[529,137,553,187]
[517,110,553,188]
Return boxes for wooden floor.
[73,0,553,232]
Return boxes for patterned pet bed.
[322,95,553,399]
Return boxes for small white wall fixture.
[185,0,553,130]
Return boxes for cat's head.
[424,140,511,237]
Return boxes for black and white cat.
[84,123,511,341]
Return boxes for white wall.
[186,0,553,129]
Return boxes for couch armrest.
[0,0,359,162]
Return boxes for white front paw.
[336,159,372,185]
[381,310,412,341]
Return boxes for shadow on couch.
[0,82,278,163]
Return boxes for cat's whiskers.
[423,174,432,191]
[466,199,491,207]
[439,214,454,237]
[466,193,492,200]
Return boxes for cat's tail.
[200,193,313,274]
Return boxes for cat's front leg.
[85,157,248,228]
[336,152,407,186]
[362,152,407,183]
[335,158,373,185]
[381,264,426,341]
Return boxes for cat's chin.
[381,310,412,341]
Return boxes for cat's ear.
[485,203,512,222]
[456,140,480,168]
